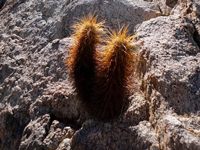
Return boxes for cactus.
[65,13,104,105]
[66,14,137,120]
[88,26,136,120]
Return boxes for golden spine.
[66,14,137,120]
[65,14,104,105]
[89,27,136,120]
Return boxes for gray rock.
[0,0,6,9]
[56,138,71,150]
[152,0,200,17]
[0,0,161,149]
[0,0,200,150]
[136,13,200,150]
[157,114,200,150]
[19,114,51,150]
[19,115,76,150]
[136,14,200,114]
[71,120,158,150]
[171,0,200,48]
[152,0,178,15]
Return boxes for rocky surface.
[0,0,199,150]
[136,14,200,149]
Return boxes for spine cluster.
[65,14,137,121]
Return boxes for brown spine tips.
[65,14,104,105]
[65,15,137,121]
[89,26,136,120]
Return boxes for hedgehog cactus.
[65,13,104,105]
[89,26,136,120]
[66,14,137,121]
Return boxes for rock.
[0,0,200,150]
[29,78,87,126]
[19,114,51,150]
[0,0,161,51]
[136,13,200,116]
[19,115,76,150]
[136,14,200,149]
[0,0,6,9]
[71,120,158,150]
[152,0,200,17]
[171,0,200,48]
[152,0,176,15]
[61,0,161,36]
[0,0,161,149]
[157,114,200,150]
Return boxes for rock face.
[136,14,200,149]
[0,0,199,150]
